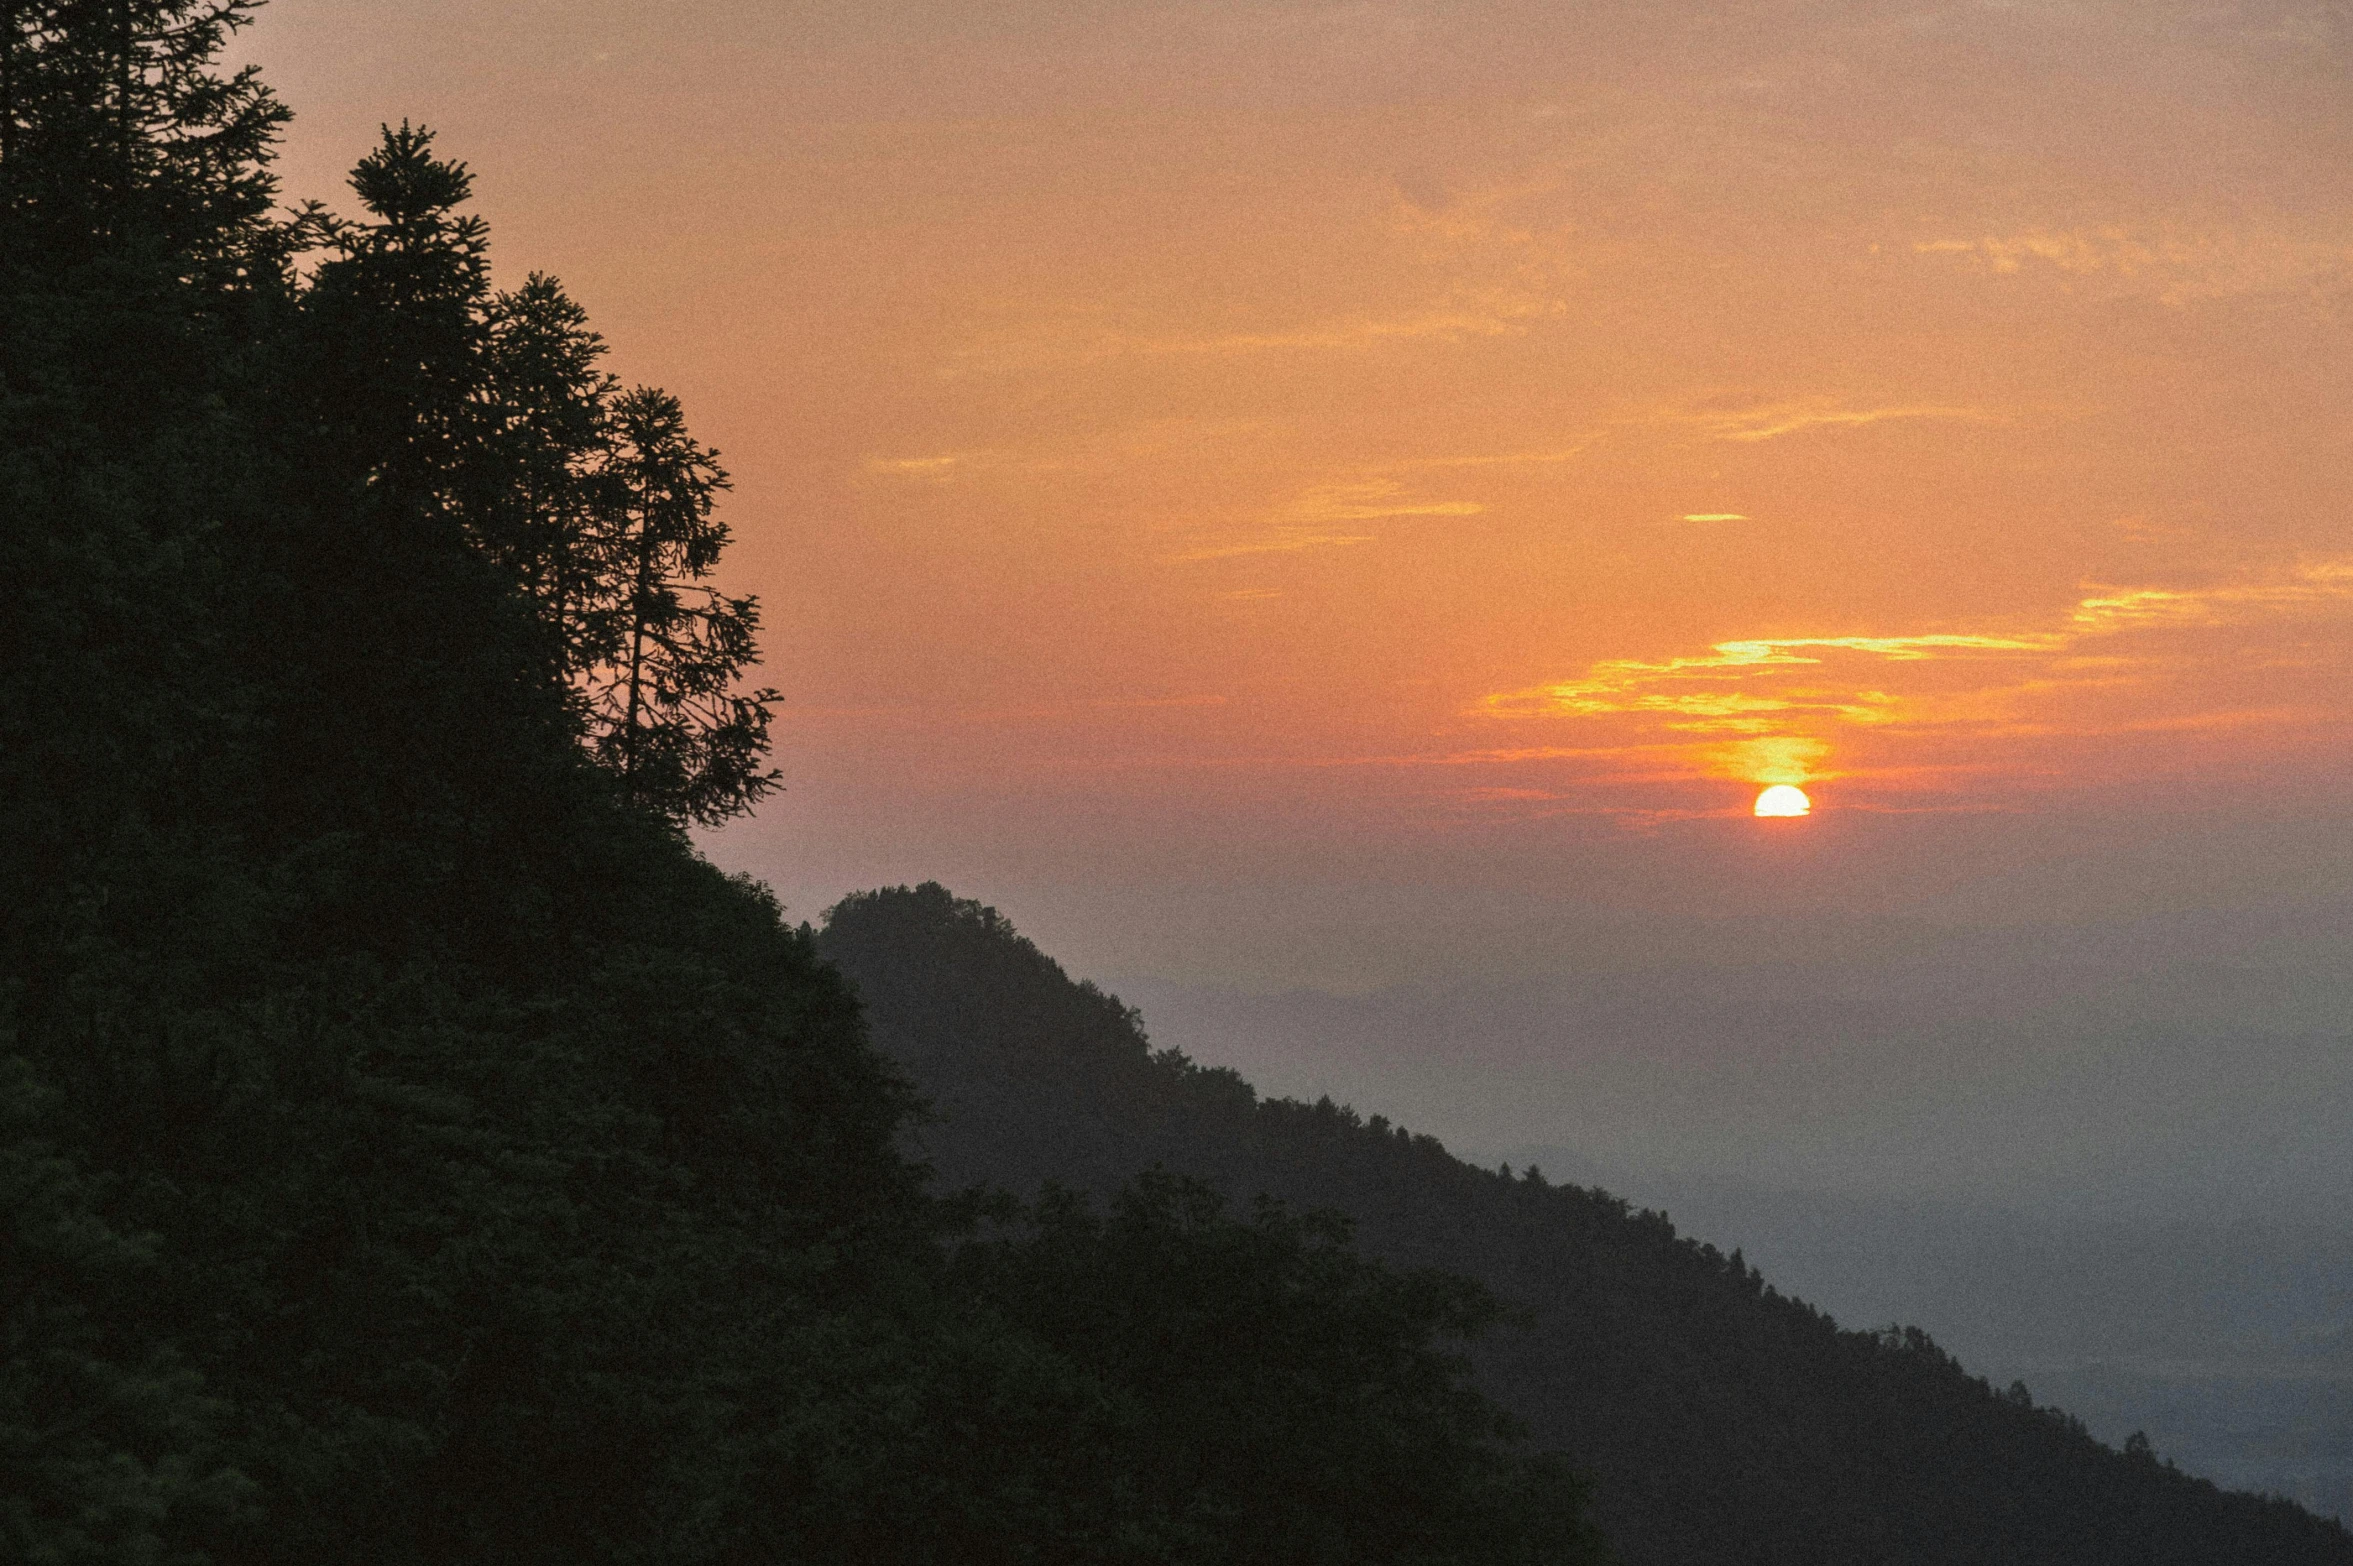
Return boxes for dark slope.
[818,884,2353,1566]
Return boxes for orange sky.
[248,1,2353,984]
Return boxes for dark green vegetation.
[0,5,1599,1562]
[819,885,2353,1566]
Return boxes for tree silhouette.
[0,0,287,277]
[479,272,620,683]
[298,125,779,828]
[582,385,780,826]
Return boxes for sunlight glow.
[1754,784,1812,818]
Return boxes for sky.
[245,0,2353,1189]
[246,1,2353,1505]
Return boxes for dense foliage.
[819,883,2353,1566]
[1,5,1601,1563]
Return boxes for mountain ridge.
[817,881,2353,1566]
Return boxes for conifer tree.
[479,272,622,682]
[583,386,780,826]
[1,0,297,962]
[0,0,296,373]
[296,135,780,830]
[302,122,491,501]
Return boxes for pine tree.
[0,0,287,280]
[301,121,491,500]
[583,385,781,826]
[3,8,293,1560]
[298,144,780,829]
[0,0,300,964]
[479,272,622,684]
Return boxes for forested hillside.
[819,883,2353,1566]
[0,6,1597,1561]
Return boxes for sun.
[1754,784,1812,818]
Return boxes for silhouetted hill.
[818,883,2353,1566]
[3,14,1601,1555]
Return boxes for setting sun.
[1754,785,1812,818]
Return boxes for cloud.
[1172,532,1378,563]
[1476,557,2353,785]
[2070,560,2353,632]
[865,418,1278,486]
[1916,226,2353,305]
[1142,293,1563,355]
[1691,400,2009,443]
[1285,482,1485,523]
[1485,632,2057,729]
[1682,512,1749,522]
[784,693,1226,726]
[1316,743,1679,769]
[864,453,970,482]
[948,288,1566,375]
[1172,480,1481,562]
[1388,169,1566,250]
[1707,735,1837,787]
[1399,445,1590,471]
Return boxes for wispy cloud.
[1917,225,2353,304]
[1705,735,1832,787]
[1485,632,2055,729]
[1388,168,1569,250]
[948,288,1565,376]
[785,693,1226,725]
[1282,482,1485,524]
[1172,480,1481,563]
[864,419,1274,486]
[864,453,971,482]
[1398,445,1590,471]
[1478,557,2353,787]
[1173,532,1380,563]
[1138,293,1562,356]
[2070,561,2353,631]
[1690,399,2009,443]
